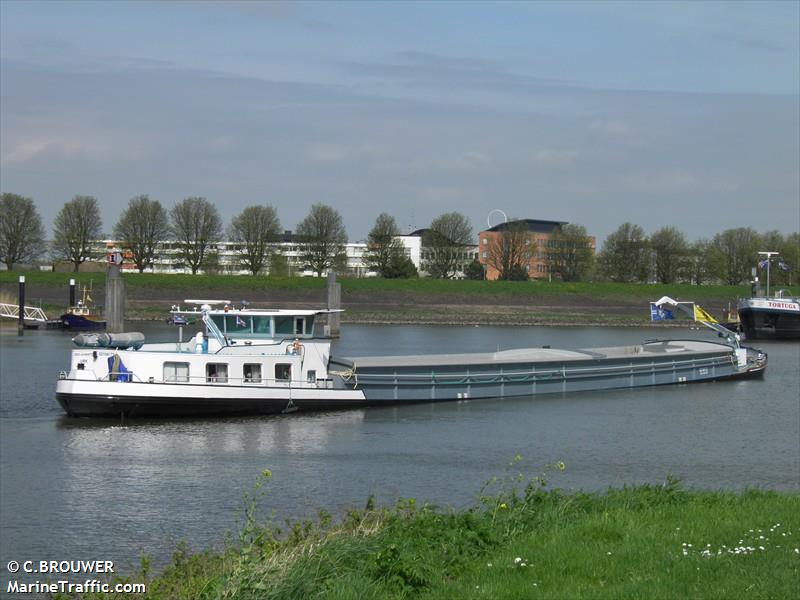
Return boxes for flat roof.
[482,219,567,234]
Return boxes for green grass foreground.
[65,470,799,600]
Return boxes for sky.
[1,0,798,244]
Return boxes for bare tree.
[170,197,223,274]
[52,195,102,272]
[229,205,282,275]
[113,195,169,273]
[649,226,688,284]
[0,193,44,270]
[364,213,406,277]
[597,222,650,283]
[422,212,473,279]
[546,223,594,282]
[485,220,535,280]
[295,203,347,276]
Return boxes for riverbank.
[2,272,776,327]
[67,472,800,600]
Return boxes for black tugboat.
[738,294,800,340]
[60,283,106,330]
[738,252,799,340]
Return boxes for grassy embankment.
[63,466,799,600]
[4,271,787,326]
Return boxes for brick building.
[478,219,595,280]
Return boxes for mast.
[757,251,779,298]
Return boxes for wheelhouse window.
[275,363,291,381]
[275,316,293,336]
[295,317,305,335]
[307,370,316,384]
[243,363,262,383]
[206,363,228,383]
[252,316,271,336]
[226,314,251,333]
[163,362,189,383]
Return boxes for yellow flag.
[693,305,718,323]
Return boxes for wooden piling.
[326,270,341,337]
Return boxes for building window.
[482,238,488,245]
[163,362,189,383]
[244,363,262,383]
[482,251,487,258]
[206,363,228,383]
[275,363,291,381]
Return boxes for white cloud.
[620,170,742,194]
[589,120,634,136]
[529,149,578,168]
[1,135,149,165]
[303,142,372,164]
[417,186,471,205]
[205,135,238,152]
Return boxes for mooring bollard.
[18,275,25,336]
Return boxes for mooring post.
[18,275,25,336]
[69,278,76,307]
[326,270,341,338]
[105,252,125,333]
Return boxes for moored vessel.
[738,252,799,340]
[55,300,766,418]
[60,283,106,330]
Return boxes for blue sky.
[1,0,798,242]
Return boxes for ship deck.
[333,339,732,370]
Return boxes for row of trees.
[597,222,799,286]
[0,193,352,275]
[0,192,466,279]
[1,192,796,284]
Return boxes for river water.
[1,323,798,579]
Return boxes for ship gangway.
[0,302,50,326]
